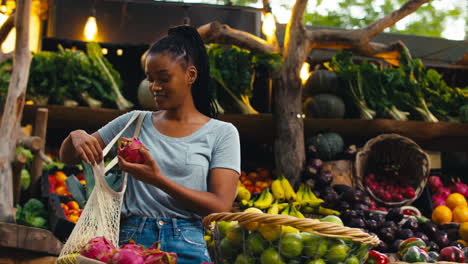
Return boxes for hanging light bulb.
[262,12,276,41]
[300,62,311,85]
[84,16,98,41]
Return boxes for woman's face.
[145,52,196,110]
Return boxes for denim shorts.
[119,215,212,264]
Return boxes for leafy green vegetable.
[86,42,133,110]
[0,58,12,104]
[327,51,376,119]
[207,44,258,114]
[16,198,48,229]
[21,169,31,190]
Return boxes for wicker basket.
[203,212,380,264]
[355,134,431,207]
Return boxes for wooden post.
[0,0,32,222]
[30,108,48,198]
[12,152,28,205]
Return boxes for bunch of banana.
[253,188,274,209]
[239,199,253,209]
[318,206,341,216]
[271,178,285,200]
[296,184,324,207]
[279,174,297,201]
[237,183,251,201]
[267,201,279,215]
[280,205,305,218]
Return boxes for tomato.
[60,203,69,213]
[67,201,80,210]
[68,214,79,223]
[248,172,259,180]
[55,171,68,186]
[79,180,86,185]
[55,185,68,196]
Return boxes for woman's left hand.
[118,149,163,186]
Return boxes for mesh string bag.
[57,111,146,264]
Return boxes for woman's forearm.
[59,133,81,164]
[155,173,234,216]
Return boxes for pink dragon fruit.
[437,187,452,200]
[428,175,443,192]
[432,195,447,207]
[144,252,178,264]
[111,248,145,264]
[120,242,147,256]
[80,236,116,262]
[451,178,468,197]
[118,137,148,164]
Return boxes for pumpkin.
[460,104,468,123]
[303,70,340,97]
[306,133,345,161]
[303,93,346,119]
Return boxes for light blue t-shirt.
[98,111,241,220]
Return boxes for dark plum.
[354,190,365,204]
[392,239,404,252]
[353,203,370,211]
[323,191,340,206]
[413,232,429,244]
[378,227,395,243]
[402,217,419,231]
[370,213,386,226]
[342,189,356,203]
[396,228,414,239]
[375,241,389,253]
[382,221,398,232]
[338,201,351,211]
[449,241,465,250]
[303,165,318,179]
[427,241,440,252]
[361,196,372,206]
[366,219,379,231]
[316,170,333,187]
[348,218,366,229]
[434,230,449,248]
[385,208,403,223]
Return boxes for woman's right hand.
[69,130,103,164]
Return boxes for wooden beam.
[0,0,32,223]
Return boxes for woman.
[59,25,240,264]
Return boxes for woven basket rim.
[203,212,380,247]
[355,134,431,206]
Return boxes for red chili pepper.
[367,250,389,264]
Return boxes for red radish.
[80,236,116,262]
[367,173,376,181]
[437,187,451,199]
[118,137,148,164]
[403,187,416,199]
[451,178,468,197]
[110,249,145,264]
[392,193,404,202]
[429,175,443,192]
[432,195,446,207]
[383,192,393,202]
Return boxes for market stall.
[0,0,467,263]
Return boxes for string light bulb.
[262,12,276,41]
[300,62,311,85]
[84,16,98,41]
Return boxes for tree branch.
[197,21,277,53]
[359,0,431,41]
[0,12,15,45]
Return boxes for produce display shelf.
[22,105,468,152]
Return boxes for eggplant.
[348,218,366,229]
[392,239,404,252]
[353,203,370,211]
[402,217,419,231]
[303,165,318,179]
[375,241,389,253]
[413,232,429,244]
[434,230,449,248]
[366,219,379,231]
[370,213,386,226]
[427,241,440,252]
[342,189,356,203]
[441,222,461,242]
[378,227,396,243]
[449,241,465,249]
[355,210,366,218]
[333,184,352,195]
[338,201,351,211]
[361,195,372,206]
[340,210,353,223]
[396,228,414,239]
[323,191,340,206]
[316,170,333,187]
[382,221,398,232]
[386,208,403,223]
[354,190,365,204]
[420,222,439,239]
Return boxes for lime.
[261,247,286,264]
[345,256,360,264]
[234,253,255,264]
[326,244,350,264]
[288,259,302,264]
[259,223,282,241]
[217,221,234,238]
[353,243,369,261]
[303,234,328,258]
[306,259,326,264]
[219,237,238,259]
[246,232,268,256]
[320,215,344,226]
[226,224,244,247]
[279,233,303,258]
